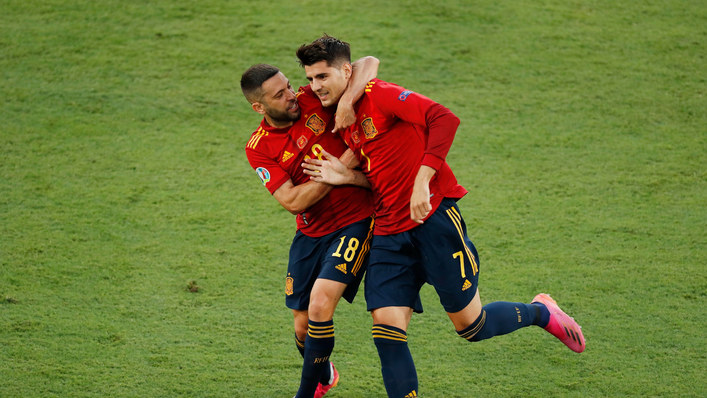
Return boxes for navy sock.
[458,302,544,342]
[295,334,305,358]
[296,320,335,398]
[534,302,550,328]
[372,324,418,398]
[295,333,332,385]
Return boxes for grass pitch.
[1,1,706,397]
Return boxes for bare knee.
[308,294,336,322]
[371,306,413,331]
[448,289,483,331]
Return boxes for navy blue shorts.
[365,198,480,314]
[286,216,375,311]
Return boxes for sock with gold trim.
[372,324,418,398]
[295,333,332,385]
[457,302,546,342]
[295,334,305,358]
[296,319,335,398]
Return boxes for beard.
[264,103,301,125]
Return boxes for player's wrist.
[415,165,436,184]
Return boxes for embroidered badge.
[286,276,294,296]
[297,135,308,149]
[305,113,326,136]
[351,130,361,144]
[255,167,270,186]
[361,117,378,139]
[398,90,413,101]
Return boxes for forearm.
[275,180,333,215]
[339,56,379,108]
[349,170,371,189]
[414,165,437,187]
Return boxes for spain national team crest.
[255,167,270,186]
[361,117,378,139]
[286,276,294,296]
[297,135,308,149]
[351,130,361,144]
[305,113,326,136]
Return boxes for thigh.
[318,217,375,304]
[286,231,324,311]
[364,233,424,313]
[413,198,480,314]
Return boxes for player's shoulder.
[245,124,276,154]
[365,78,409,99]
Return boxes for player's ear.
[342,62,353,80]
[252,101,266,115]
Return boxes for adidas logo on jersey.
[404,390,417,398]
[281,151,294,163]
[462,279,472,291]
[335,263,347,274]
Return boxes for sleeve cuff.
[422,153,445,172]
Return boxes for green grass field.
[2,0,706,396]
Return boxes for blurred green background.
[2,1,706,396]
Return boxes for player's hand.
[302,149,353,186]
[333,101,356,133]
[410,165,436,224]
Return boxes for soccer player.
[297,35,586,398]
[241,58,376,398]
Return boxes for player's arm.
[302,149,371,189]
[247,148,333,215]
[374,87,461,223]
[333,56,380,132]
[272,179,333,215]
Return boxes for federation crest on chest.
[305,113,326,136]
[297,135,308,149]
[361,117,378,139]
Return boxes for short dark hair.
[241,64,280,103]
[296,34,351,68]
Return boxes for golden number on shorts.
[453,251,466,278]
[343,238,359,262]
[332,236,346,258]
[332,236,360,262]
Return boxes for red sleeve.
[245,147,291,194]
[371,82,460,171]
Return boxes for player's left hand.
[302,149,352,186]
[410,166,436,224]
[333,101,356,133]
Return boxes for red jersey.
[340,79,467,235]
[245,85,373,238]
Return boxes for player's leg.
[449,288,546,342]
[293,309,309,358]
[296,217,374,398]
[297,279,346,398]
[366,233,424,398]
[418,199,583,350]
[451,290,585,352]
[287,231,332,398]
[371,306,418,398]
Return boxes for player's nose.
[311,79,322,92]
